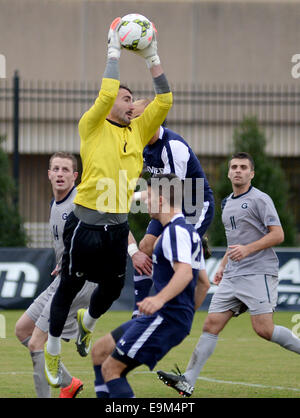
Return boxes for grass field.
[0,310,300,398]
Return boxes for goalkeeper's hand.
[129,23,161,68]
[107,17,122,60]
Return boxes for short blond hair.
[49,152,78,172]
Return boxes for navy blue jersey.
[152,214,202,330]
[143,127,214,230]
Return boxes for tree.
[209,117,297,247]
[0,135,27,246]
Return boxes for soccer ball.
[118,14,153,51]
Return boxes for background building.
[0,0,299,246]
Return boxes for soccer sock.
[94,365,109,398]
[83,309,97,332]
[60,362,72,388]
[271,325,300,354]
[133,271,153,317]
[184,332,218,387]
[46,334,61,356]
[30,350,51,398]
[106,377,135,398]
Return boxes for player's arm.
[138,261,193,315]
[228,225,284,262]
[213,250,229,285]
[78,18,121,137]
[129,25,172,145]
[194,259,210,311]
[128,231,153,276]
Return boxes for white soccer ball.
[118,13,153,51]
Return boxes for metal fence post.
[13,70,19,206]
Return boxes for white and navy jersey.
[143,126,214,231]
[221,186,281,278]
[49,187,77,268]
[152,214,202,329]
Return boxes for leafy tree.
[0,135,27,246]
[209,117,297,247]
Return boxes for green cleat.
[44,344,62,388]
[76,309,92,357]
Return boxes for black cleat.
[157,365,194,397]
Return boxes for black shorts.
[61,211,129,284]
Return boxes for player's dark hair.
[229,152,255,170]
[147,173,183,208]
[119,84,133,96]
[49,152,78,172]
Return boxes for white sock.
[83,309,97,332]
[46,334,61,356]
[271,325,300,354]
[184,332,218,387]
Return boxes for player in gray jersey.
[15,152,97,398]
[158,152,300,397]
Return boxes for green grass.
[1,310,300,398]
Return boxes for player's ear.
[73,171,79,181]
[250,170,255,180]
[48,170,51,180]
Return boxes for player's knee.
[252,324,273,340]
[15,317,30,342]
[202,317,216,334]
[15,320,24,341]
[202,314,223,335]
[91,334,115,365]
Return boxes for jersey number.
[230,216,237,230]
[191,232,201,269]
[53,225,59,240]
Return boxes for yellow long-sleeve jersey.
[74,78,172,213]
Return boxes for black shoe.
[202,236,212,260]
[157,364,194,397]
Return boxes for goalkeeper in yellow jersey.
[44,17,172,387]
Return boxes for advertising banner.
[0,248,299,311]
[0,248,56,310]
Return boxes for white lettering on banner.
[0,262,39,298]
[278,259,300,284]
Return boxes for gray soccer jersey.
[49,187,77,268]
[222,186,281,278]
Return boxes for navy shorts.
[111,314,189,370]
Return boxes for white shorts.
[208,274,278,316]
[26,275,97,339]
